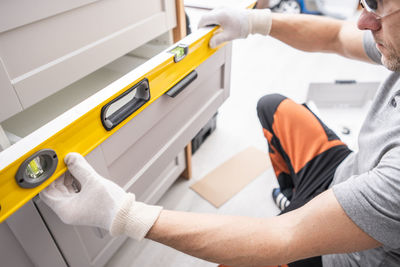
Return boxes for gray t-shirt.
[322,32,400,266]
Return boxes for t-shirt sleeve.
[332,147,400,249]
[363,31,382,65]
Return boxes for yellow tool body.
[0,27,223,222]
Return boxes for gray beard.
[382,54,400,72]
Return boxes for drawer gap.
[1,40,169,140]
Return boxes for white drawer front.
[0,0,176,111]
[0,0,100,33]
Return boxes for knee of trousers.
[256,93,287,131]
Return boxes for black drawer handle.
[101,78,150,131]
[165,70,198,98]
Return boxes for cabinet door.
[5,200,67,267]
[0,223,34,267]
[34,147,124,267]
[34,148,186,267]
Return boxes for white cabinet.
[3,41,232,267]
[0,2,232,266]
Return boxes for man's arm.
[147,189,381,267]
[270,13,372,62]
[41,154,381,265]
[199,9,373,63]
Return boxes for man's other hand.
[198,7,272,48]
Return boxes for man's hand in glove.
[198,7,272,48]
[40,152,162,241]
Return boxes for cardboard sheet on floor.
[190,147,271,207]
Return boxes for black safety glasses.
[360,0,378,13]
[360,0,400,18]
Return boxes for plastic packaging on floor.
[306,81,380,151]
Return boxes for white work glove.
[39,153,162,241]
[198,7,272,48]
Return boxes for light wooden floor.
[106,8,390,267]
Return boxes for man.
[40,0,400,266]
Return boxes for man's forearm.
[269,13,369,61]
[145,190,380,267]
[146,210,292,267]
[270,13,342,53]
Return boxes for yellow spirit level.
[0,27,223,222]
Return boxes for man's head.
[358,0,400,71]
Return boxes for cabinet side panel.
[0,58,22,122]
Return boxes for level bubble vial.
[26,156,46,179]
[169,44,188,63]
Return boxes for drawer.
[0,26,231,223]
[0,0,177,115]
[102,45,228,187]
